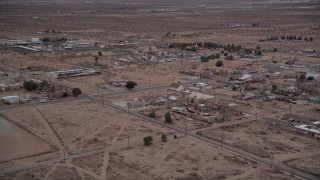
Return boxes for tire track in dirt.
[35,108,65,154]
[44,165,56,179]
[53,163,101,180]
[101,116,131,179]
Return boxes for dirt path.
[35,108,64,154]
[54,163,101,179]
[279,149,320,162]
[68,112,108,152]
[228,167,261,180]
[76,168,86,180]
[43,165,56,179]
[101,115,130,179]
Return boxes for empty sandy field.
[1,136,299,180]
[0,116,52,162]
[197,120,320,175]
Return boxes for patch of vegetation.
[200,56,209,62]
[164,112,173,123]
[225,55,234,60]
[149,111,156,118]
[23,80,38,91]
[216,60,224,67]
[125,81,137,90]
[161,134,167,142]
[72,88,82,97]
[143,136,153,146]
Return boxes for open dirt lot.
[0,0,320,179]
[0,100,301,179]
[1,100,172,156]
[0,116,52,163]
[2,136,299,180]
[197,120,320,177]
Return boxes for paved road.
[0,97,81,112]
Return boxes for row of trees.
[260,36,313,42]
[44,30,62,34]
[169,42,242,53]
[143,134,168,145]
[41,37,68,43]
[149,111,173,124]
[22,80,82,97]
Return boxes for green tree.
[143,136,153,146]
[299,74,306,81]
[164,112,173,124]
[272,85,278,93]
[273,48,277,52]
[23,80,38,91]
[255,50,262,56]
[72,88,82,97]
[307,76,314,81]
[215,53,220,58]
[98,51,102,56]
[191,99,194,103]
[200,56,209,62]
[161,134,167,142]
[62,92,69,97]
[216,60,224,67]
[149,111,156,118]
[125,81,137,90]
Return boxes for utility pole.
[289,104,292,118]
[271,153,274,168]
[148,77,150,101]
[202,91,204,103]
[185,122,188,136]
[63,151,66,161]
[127,136,131,149]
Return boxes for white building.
[31,38,41,43]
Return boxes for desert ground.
[0,0,320,179]
[0,101,299,179]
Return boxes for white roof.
[168,96,177,101]
[312,121,320,125]
[240,74,252,80]
[295,124,320,134]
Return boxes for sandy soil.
[197,120,320,161]
[0,0,319,179]
[0,116,52,162]
[105,137,297,180]
[286,153,320,178]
